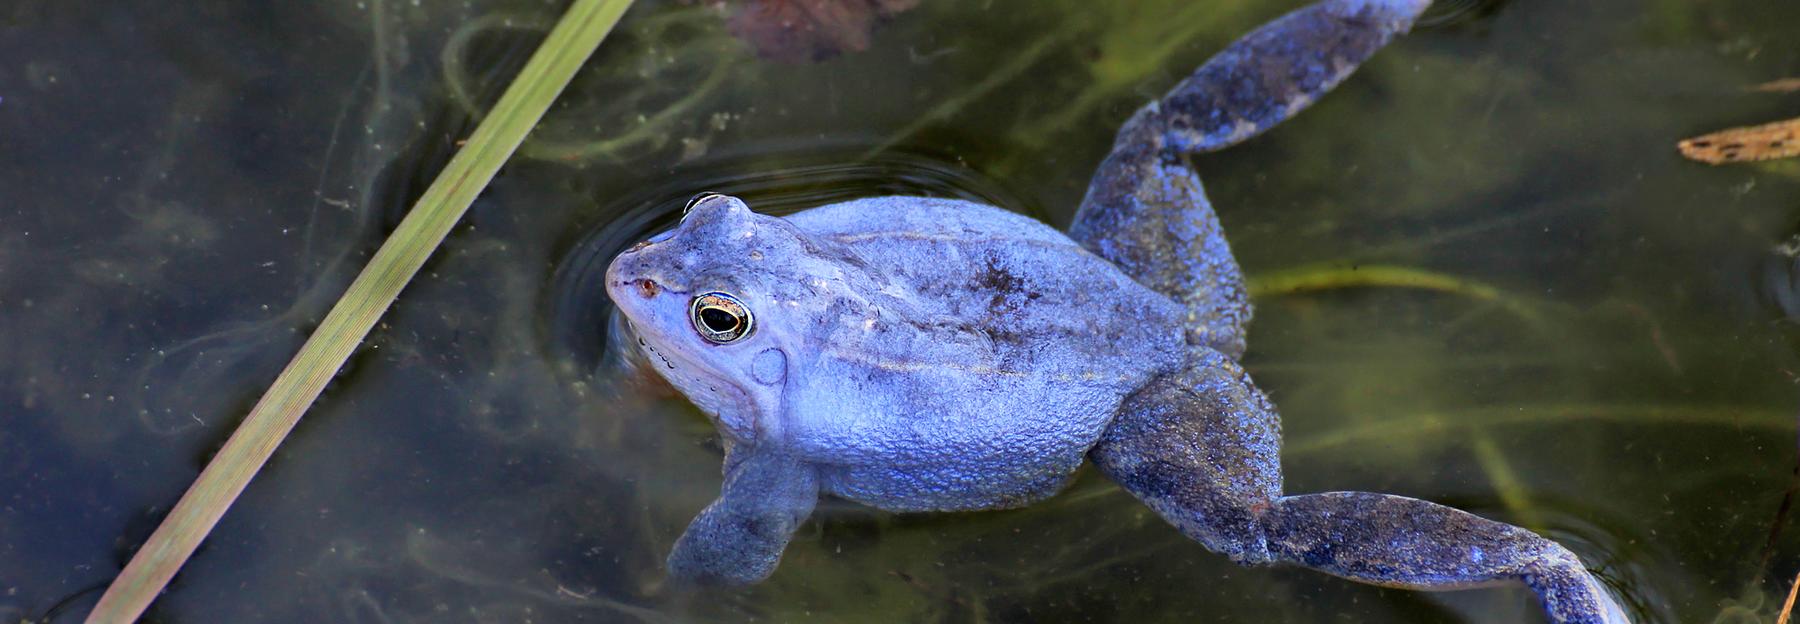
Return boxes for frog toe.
[1147,0,1432,154]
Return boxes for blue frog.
[604,1,1630,621]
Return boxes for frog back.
[783,196,1188,376]
[780,197,1189,511]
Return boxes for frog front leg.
[1069,0,1431,359]
[667,444,819,585]
[1089,349,1631,623]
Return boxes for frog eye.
[682,192,728,217]
[690,292,753,344]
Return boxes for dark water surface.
[5,0,1800,621]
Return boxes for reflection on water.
[4,0,1800,622]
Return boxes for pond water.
[4,0,1800,622]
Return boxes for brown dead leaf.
[1753,78,1800,94]
[1780,569,1800,624]
[693,0,921,63]
[1677,116,1800,165]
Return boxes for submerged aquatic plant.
[444,6,743,164]
[82,1,638,621]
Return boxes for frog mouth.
[616,315,707,381]
[604,261,765,441]
[636,333,677,371]
[623,319,761,443]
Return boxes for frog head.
[605,193,875,445]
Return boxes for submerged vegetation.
[80,0,636,621]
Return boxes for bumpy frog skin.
[605,1,1631,622]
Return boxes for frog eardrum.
[690,292,753,344]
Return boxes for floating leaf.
[1677,116,1800,165]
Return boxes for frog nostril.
[637,279,660,298]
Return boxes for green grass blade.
[83,1,635,621]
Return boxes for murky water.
[4,0,1800,622]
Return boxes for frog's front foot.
[666,446,818,585]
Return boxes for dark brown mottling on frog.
[688,0,921,62]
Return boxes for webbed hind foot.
[1069,0,1433,359]
[1089,348,1631,623]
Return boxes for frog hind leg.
[666,444,819,585]
[1068,0,1431,359]
[1088,349,1631,623]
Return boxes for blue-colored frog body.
[605,1,1631,622]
